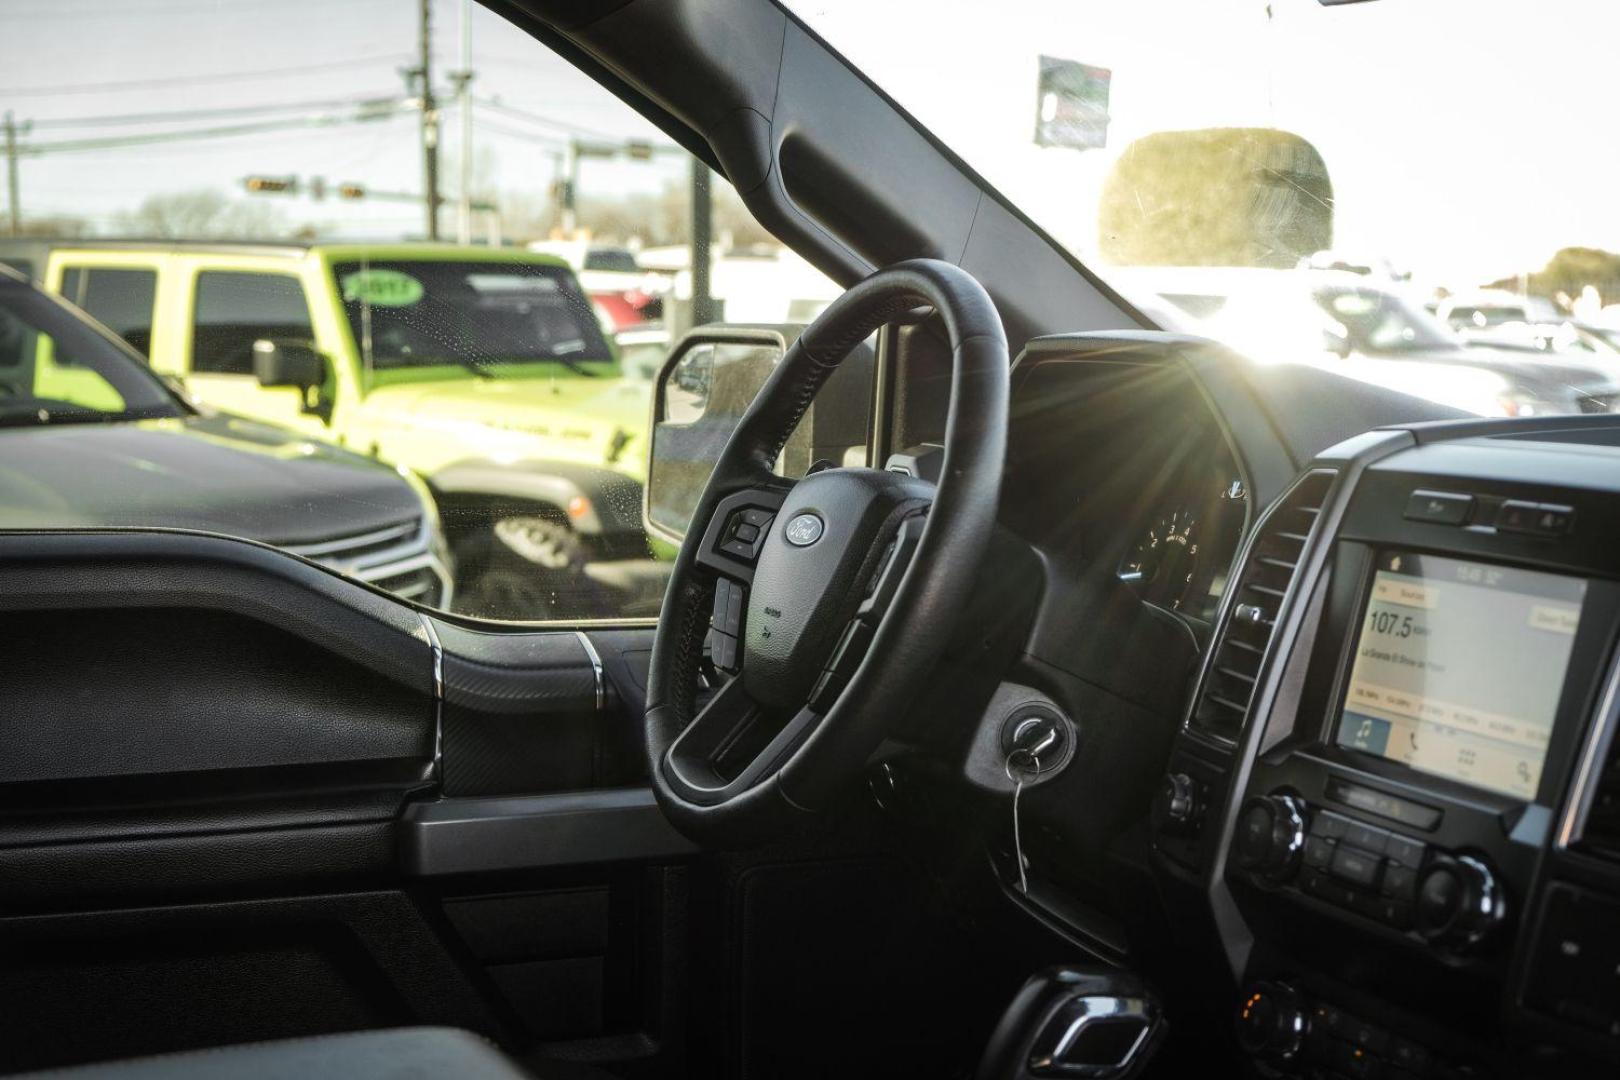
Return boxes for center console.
[1154,419,1620,1078]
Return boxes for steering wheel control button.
[783,512,825,547]
[1403,489,1473,525]
[710,630,738,673]
[718,508,774,561]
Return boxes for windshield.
[333,260,614,374]
[0,281,182,428]
[791,0,1620,418]
[1314,286,1458,354]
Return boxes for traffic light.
[243,175,298,194]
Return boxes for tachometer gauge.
[1119,508,1201,610]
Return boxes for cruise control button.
[739,507,774,528]
[720,538,756,559]
[734,522,760,544]
[1404,489,1473,525]
[711,630,738,672]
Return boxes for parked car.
[3,240,653,618]
[0,264,451,605]
[527,239,669,329]
[1122,266,1620,416]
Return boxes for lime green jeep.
[23,242,654,618]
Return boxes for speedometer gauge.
[1119,508,1201,611]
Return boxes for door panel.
[0,530,688,1074]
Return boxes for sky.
[794,0,1620,286]
[1,0,680,238]
[4,0,1618,290]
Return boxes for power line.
[21,110,409,156]
[472,97,640,144]
[0,54,412,98]
[29,94,409,130]
[8,0,397,20]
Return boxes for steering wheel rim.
[645,259,1009,846]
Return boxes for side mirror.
[1321,324,1353,359]
[643,325,874,543]
[252,338,325,389]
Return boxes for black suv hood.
[1371,345,1620,398]
[0,413,422,546]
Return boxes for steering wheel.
[645,259,1010,846]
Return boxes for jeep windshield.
[332,260,614,376]
[0,279,183,429]
[792,0,1620,418]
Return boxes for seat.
[11,1027,555,1080]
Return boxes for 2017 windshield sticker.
[341,269,424,307]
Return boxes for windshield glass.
[333,260,614,373]
[0,281,181,428]
[791,0,1620,418]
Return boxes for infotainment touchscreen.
[1336,551,1586,799]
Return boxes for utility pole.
[4,111,29,236]
[560,139,579,235]
[452,0,475,245]
[690,159,714,326]
[417,0,441,240]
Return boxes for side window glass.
[5,6,870,627]
[58,267,157,356]
[191,272,314,376]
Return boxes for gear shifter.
[975,968,1164,1080]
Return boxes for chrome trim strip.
[284,519,418,559]
[1031,994,1157,1075]
[1557,646,1620,848]
[418,611,445,784]
[360,551,439,581]
[575,630,605,711]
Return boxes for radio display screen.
[1336,551,1586,799]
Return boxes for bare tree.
[112,189,286,239]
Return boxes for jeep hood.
[364,374,652,470]
[0,414,423,546]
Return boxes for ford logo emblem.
[784,513,824,547]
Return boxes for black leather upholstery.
[12,1028,530,1080]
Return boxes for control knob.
[1235,982,1308,1064]
[1152,772,1204,834]
[1415,854,1506,950]
[1234,794,1308,881]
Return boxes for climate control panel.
[1234,794,1506,951]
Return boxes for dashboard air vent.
[1188,469,1335,744]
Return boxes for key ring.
[1004,747,1042,783]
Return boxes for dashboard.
[938,331,1620,1080]
[1153,420,1620,1078]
